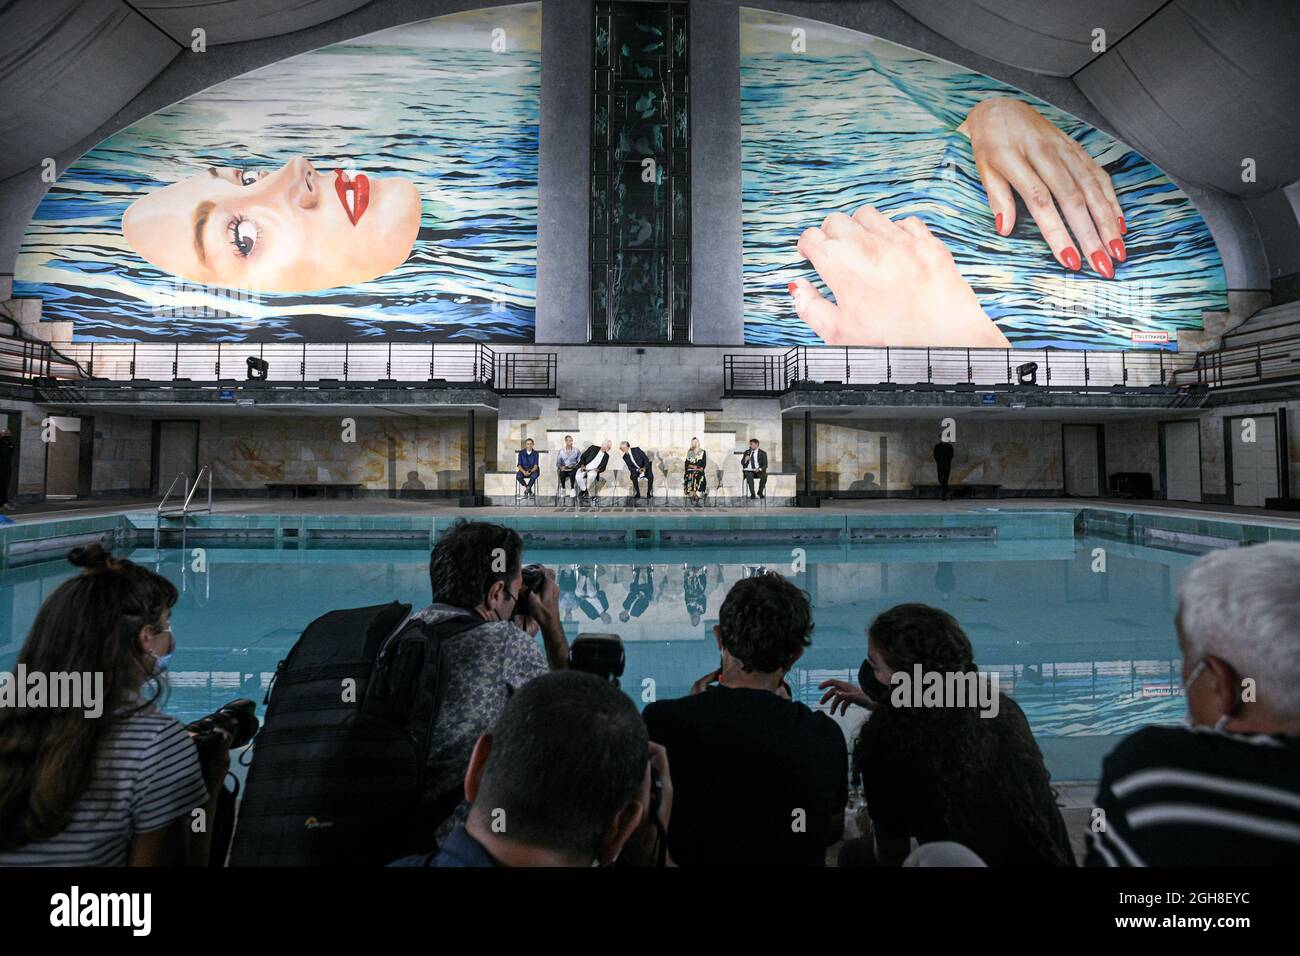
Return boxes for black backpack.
[227,602,483,866]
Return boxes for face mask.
[858,657,891,707]
[1182,657,1230,732]
[152,628,176,674]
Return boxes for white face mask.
[1182,658,1230,731]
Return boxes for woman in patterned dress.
[683,437,707,504]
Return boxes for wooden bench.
[912,483,1002,500]
[266,481,364,500]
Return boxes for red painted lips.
[334,169,370,225]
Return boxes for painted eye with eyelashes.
[208,166,263,187]
[228,215,259,258]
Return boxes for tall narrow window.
[591,0,689,343]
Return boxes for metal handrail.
[723,344,1196,395]
[158,465,212,518]
[157,471,189,515]
[181,465,213,516]
[1188,330,1300,388]
[30,340,557,395]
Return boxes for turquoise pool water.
[0,535,1195,781]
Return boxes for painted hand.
[959,96,1125,278]
[792,206,1010,348]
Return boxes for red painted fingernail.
[787,281,797,294]
[995,212,1004,235]
[1059,246,1081,271]
[1090,249,1114,279]
[1109,238,1126,263]
[1117,215,1127,235]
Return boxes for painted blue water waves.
[741,35,1227,350]
[15,12,541,343]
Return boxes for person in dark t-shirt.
[643,572,847,866]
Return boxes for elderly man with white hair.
[575,440,612,500]
[1087,542,1300,867]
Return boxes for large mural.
[14,4,540,343]
[740,9,1227,350]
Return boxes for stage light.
[1015,361,1038,385]
[246,356,269,381]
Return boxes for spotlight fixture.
[1015,361,1038,386]
[246,356,269,381]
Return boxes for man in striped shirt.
[1087,542,1300,866]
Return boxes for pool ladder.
[155,465,213,547]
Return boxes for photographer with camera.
[414,520,568,841]
[0,545,230,866]
[391,671,672,867]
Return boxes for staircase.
[1218,301,1300,350]
[1174,301,1300,388]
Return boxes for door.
[43,415,81,499]
[156,420,200,495]
[1229,415,1279,507]
[1063,424,1102,497]
[1162,421,1202,502]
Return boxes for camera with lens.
[568,633,626,687]
[520,563,547,605]
[186,698,260,755]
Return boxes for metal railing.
[1187,332,1300,388]
[20,341,557,396]
[158,466,213,519]
[723,345,1196,395]
[0,333,87,383]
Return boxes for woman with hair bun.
[0,545,225,866]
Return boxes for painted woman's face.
[122,156,421,292]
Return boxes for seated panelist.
[516,438,540,496]
[619,442,654,498]
[577,441,611,496]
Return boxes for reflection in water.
[0,537,1192,781]
[619,566,654,623]
[683,565,708,627]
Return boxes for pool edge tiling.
[5,505,1300,565]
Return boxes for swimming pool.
[0,529,1200,781]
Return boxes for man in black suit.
[619,441,654,498]
[741,438,768,498]
[576,440,611,498]
[0,427,15,511]
[933,439,954,500]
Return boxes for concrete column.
[536,0,593,343]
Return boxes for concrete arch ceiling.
[1,0,1297,288]
[893,0,1300,187]
[0,0,374,182]
[891,0,1300,284]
